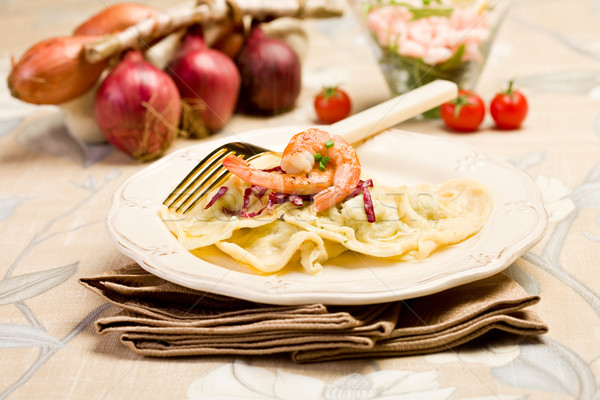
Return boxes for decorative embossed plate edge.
[106,127,548,305]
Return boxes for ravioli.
[161,156,493,274]
[160,154,286,250]
[284,179,492,261]
[214,220,347,274]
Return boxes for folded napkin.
[80,264,548,363]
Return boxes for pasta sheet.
[161,164,492,275]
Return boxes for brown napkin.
[80,264,547,363]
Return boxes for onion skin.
[236,26,301,114]
[95,51,181,161]
[74,3,159,35]
[213,31,245,59]
[211,18,245,59]
[168,33,240,134]
[7,36,107,105]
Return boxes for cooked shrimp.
[280,128,333,174]
[222,128,361,212]
[222,156,334,195]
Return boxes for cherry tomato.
[490,80,528,130]
[440,90,486,133]
[314,87,351,124]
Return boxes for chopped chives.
[324,139,334,149]
[318,155,330,171]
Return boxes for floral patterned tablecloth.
[1,0,599,399]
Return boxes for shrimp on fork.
[222,128,361,212]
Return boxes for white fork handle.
[329,80,458,145]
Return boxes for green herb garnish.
[314,153,330,170]
[324,139,334,149]
[319,155,330,171]
[437,43,466,72]
[410,7,452,20]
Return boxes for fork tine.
[163,146,230,208]
[164,142,273,215]
[174,153,235,213]
[163,143,257,210]
[167,149,237,212]
[177,168,231,214]
[176,146,272,213]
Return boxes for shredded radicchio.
[222,184,269,217]
[266,192,312,213]
[346,179,376,223]
[204,179,376,222]
[250,185,269,201]
[260,166,283,173]
[204,186,228,210]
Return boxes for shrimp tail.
[312,162,361,212]
[312,187,347,212]
[222,155,257,183]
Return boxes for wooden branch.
[84,0,344,64]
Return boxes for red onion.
[236,26,301,114]
[167,31,240,135]
[95,51,181,161]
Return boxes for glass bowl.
[352,0,509,97]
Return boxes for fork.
[163,80,458,214]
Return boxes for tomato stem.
[504,79,516,100]
[452,94,473,119]
[322,87,339,100]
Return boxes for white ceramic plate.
[106,127,548,305]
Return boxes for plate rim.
[106,127,548,305]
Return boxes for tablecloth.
[1,0,599,399]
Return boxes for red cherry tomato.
[314,87,351,124]
[440,90,485,133]
[490,80,528,130]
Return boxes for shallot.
[211,18,245,59]
[94,51,181,161]
[74,3,159,35]
[8,35,107,105]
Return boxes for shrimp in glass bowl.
[351,0,509,101]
